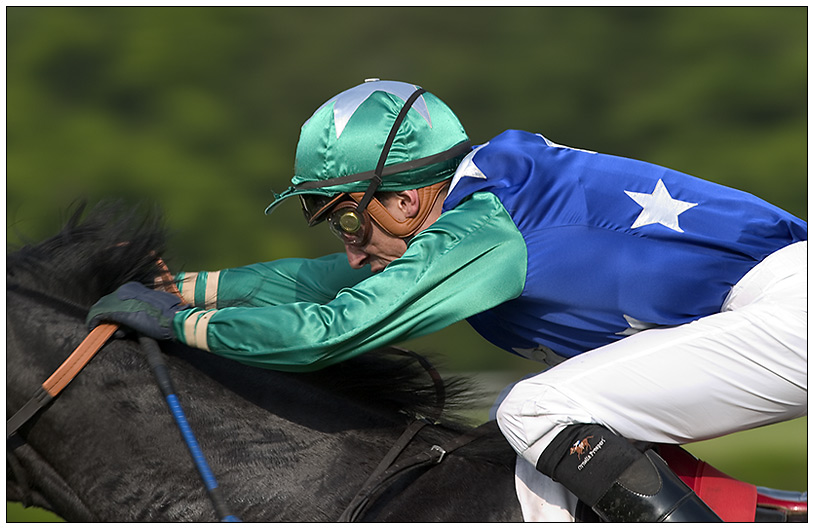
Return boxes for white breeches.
[495,241,807,467]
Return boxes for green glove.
[86,281,190,340]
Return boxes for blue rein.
[139,335,241,522]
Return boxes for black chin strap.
[355,87,428,214]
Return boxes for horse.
[570,436,593,459]
[6,201,523,522]
[7,201,807,522]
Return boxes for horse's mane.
[7,200,484,425]
[7,200,168,309]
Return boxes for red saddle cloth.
[658,445,757,522]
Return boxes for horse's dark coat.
[6,201,522,522]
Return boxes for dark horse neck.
[6,201,522,522]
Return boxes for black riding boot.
[592,448,722,522]
[536,423,722,523]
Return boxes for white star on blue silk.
[308,80,432,139]
[448,142,488,193]
[624,179,697,233]
[616,314,661,336]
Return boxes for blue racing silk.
[444,130,807,361]
[172,193,527,371]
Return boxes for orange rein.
[7,256,179,438]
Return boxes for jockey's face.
[335,189,440,273]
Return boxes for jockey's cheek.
[344,226,408,273]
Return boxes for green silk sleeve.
[173,192,528,372]
[175,253,373,309]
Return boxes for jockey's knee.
[494,386,529,457]
[495,377,593,465]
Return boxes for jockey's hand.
[86,281,190,341]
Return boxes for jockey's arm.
[171,193,527,372]
[174,252,374,309]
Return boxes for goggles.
[302,176,450,247]
[300,193,348,227]
[326,200,373,246]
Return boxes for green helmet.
[265,79,470,223]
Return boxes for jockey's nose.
[344,243,368,269]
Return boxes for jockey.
[88,79,807,522]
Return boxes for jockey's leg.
[495,241,806,522]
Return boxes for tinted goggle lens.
[327,205,371,246]
[300,193,346,226]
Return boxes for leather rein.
[7,322,119,439]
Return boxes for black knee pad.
[536,423,644,506]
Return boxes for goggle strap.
[356,87,427,213]
[355,174,381,214]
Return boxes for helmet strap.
[355,87,428,213]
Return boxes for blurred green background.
[6,6,807,522]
